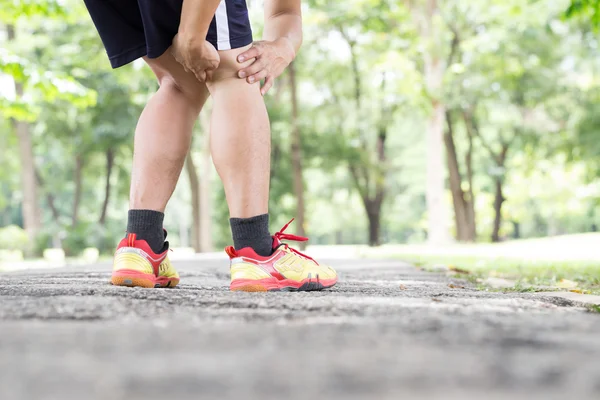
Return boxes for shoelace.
[273,218,318,265]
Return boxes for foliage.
[0,225,29,251]
[0,0,599,254]
[565,0,600,26]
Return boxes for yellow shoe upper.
[113,234,178,278]
[114,248,178,279]
[228,218,338,284]
[113,249,155,274]
[272,247,337,282]
[228,245,337,284]
[157,257,179,279]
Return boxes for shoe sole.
[230,275,337,292]
[111,270,179,289]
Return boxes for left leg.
[206,46,273,256]
[206,47,270,219]
[205,47,338,292]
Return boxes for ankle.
[127,209,166,253]
[230,214,273,257]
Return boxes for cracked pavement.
[1,257,599,400]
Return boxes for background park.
[1,0,599,292]
[2,1,600,399]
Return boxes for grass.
[391,251,600,295]
[587,304,600,313]
[310,234,600,295]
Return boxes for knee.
[159,74,207,107]
[156,74,185,98]
[209,45,254,84]
[145,56,209,107]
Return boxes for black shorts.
[84,0,253,68]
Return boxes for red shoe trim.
[230,276,337,291]
[236,250,288,280]
[127,233,136,247]
[225,246,237,258]
[225,218,318,265]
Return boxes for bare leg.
[206,45,271,218]
[130,53,210,212]
[111,52,210,288]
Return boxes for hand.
[237,38,296,95]
[171,35,220,82]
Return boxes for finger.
[237,45,261,63]
[261,76,275,96]
[247,69,268,84]
[193,69,207,82]
[205,69,214,82]
[238,60,264,79]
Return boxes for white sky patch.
[0,75,16,101]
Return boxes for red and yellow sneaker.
[111,233,180,288]
[227,219,338,292]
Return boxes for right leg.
[126,52,209,255]
[112,51,209,288]
[131,53,210,214]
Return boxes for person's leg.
[207,45,338,292]
[111,51,209,288]
[206,46,270,218]
[206,46,273,256]
[126,53,210,253]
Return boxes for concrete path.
[1,258,599,400]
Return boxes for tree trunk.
[14,120,41,236]
[179,213,189,247]
[288,62,306,248]
[349,121,386,248]
[491,177,505,242]
[489,143,509,243]
[8,25,41,240]
[420,0,450,245]
[444,111,471,241]
[366,207,381,247]
[426,100,449,244]
[71,155,84,227]
[185,150,201,253]
[335,231,343,245]
[199,109,213,252]
[444,110,476,241]
[34,170,61,248]
[464,119,477,240]
[512,221,521,239]
[341,30,388,247]
[99,148,115,225]
[370,115,387,247]
[35,170,60,222]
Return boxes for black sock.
[230,214,273,257]
[126,209,165,254]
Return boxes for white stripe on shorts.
[215,0,231,50]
